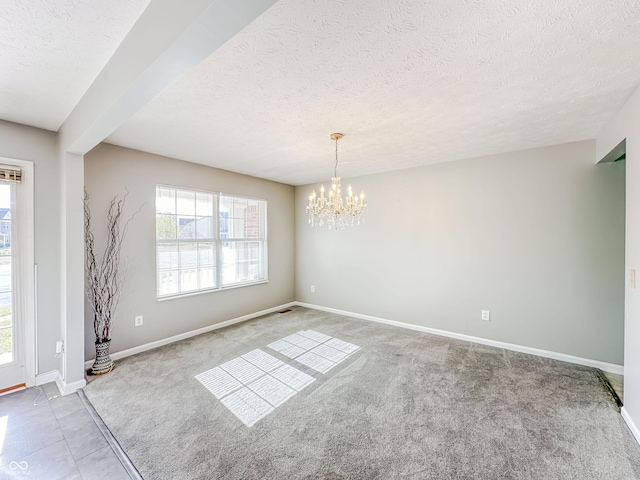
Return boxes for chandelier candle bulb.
[306,133,367,230]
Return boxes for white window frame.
[156,185,268,300]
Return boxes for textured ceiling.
[0,0,151,131]
[3,1,640,185]
[106,0,640,185]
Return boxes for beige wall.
[83,143,295,360]
[597,83,640,439]
[296,140,625,365]
[0,120,61,374]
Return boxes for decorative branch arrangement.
[84,189,138,344]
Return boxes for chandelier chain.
[334,137,339,178]
[306,133,367,230]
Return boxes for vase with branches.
[84,189,137,375]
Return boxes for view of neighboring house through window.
[0,185,12,365]
[156,186,267,298]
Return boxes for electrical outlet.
[135,315,143,327]
[481,310,491,321]
[310,285,315,293]
[631,269,637,289]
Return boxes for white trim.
[55,371,86,396]
[35,369,86,396]
[157,280,269,302]
[85,302,296,370]
[17,159,35,386]
[36,368,86,396]
[622,407,640,445]
[35,370,59,386]
[296,302,624,375]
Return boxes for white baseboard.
[296,302,624,375]
[55,373,86,396]
[35,370,59,386]
[35,370,85,396]
[84,302,297,370]
[622,407,640,445]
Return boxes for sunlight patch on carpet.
[295,351,336,373]
[196,349,315,427]
[196,331,359,427]
[194,367,242,399]
[270,363,316,391]
[265,339,306,359]
[268,330,360,373]
[220,388,274,427]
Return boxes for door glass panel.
[0,184,13,365]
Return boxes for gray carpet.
[83,307,640,479]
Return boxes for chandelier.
[307,133,366,229]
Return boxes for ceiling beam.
[59,0,278,154]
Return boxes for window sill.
[157,280,269,302]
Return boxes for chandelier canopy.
[307,133,366,230]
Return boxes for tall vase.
[91,339,114,375]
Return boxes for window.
[156,186,267,298]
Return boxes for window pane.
[196,193,213,216]
[221,241,265,286]
[179,243,198,268]
[219,212,229,239]
[157,243,179,269]
[180,268,198,292]
[220,195,263,239]
[177,190,196,215]
[156,214,177,240]
[199,267,215,289]
[224,218,236,239]
[158,270,179,296]
[198,243,214,266]
[156,187,176,214]
[233,215,245,238]
[220,196,233,217]
[178,217,196,239]
[0,292,12,361]
[196,217,213,239]
[233,197,249,217]
[244,203,261,239]
[0,256,11,292]
[249,241,261,260]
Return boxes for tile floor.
[0,382,136,479]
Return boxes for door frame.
[0,157,35,388]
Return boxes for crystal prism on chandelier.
[307,133,367,230]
